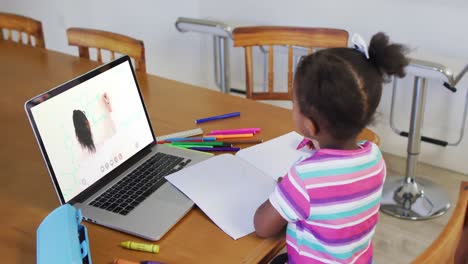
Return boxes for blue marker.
[195,112,240,124]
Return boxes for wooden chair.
[412,181,468,264]
[232,26,348,100]
[233,26,380,145]
[0,12,45,48]
[66,28,146,72]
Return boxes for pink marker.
[296,138,311,150]
[208,128,261,135]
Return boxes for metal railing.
[175,17,310,95]
[175,17,233,94]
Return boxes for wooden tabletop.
[0,41,378,263]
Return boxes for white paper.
[166,154,276,240]
[236,131,314,180]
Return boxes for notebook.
[166,131,314,239]
[25,56,211,240]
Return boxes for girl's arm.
[254,199,287,238]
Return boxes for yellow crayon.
[120,241,160,253]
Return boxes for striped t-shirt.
[269,141,386,264]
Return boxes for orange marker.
[113,258,139,264]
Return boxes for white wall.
[197,0,468,174]
[0,0,204,86]
[1,0,467,174]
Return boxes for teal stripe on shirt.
[299,151,382,179]
[286,228,370,259]
[308,196,381,220]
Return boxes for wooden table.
[0,40,376,263]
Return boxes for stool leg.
[380,77,451,220]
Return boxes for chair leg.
[269,252,288,264]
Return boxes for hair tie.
[351,33,369,59]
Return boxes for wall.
[0,0,204,86]
[1,0,467,174]
[197,0,468,174]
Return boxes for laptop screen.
[29,59,154,202]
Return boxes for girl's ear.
[304,117,318,137]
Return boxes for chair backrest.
[66,28,146,72]
[412,181,468,264]
[0,12,45,48]
[232,26,348,100]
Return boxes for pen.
[195,112,240,124]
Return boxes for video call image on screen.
[31,62,153,202]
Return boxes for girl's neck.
[318,137,359,151]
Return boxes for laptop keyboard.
[89,152,191,215]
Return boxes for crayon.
[120,241,160,254]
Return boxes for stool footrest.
[399,131,448,147]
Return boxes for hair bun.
[368,32,409,78]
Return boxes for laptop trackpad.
[150,182,192,204]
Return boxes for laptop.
[25,56,210,240]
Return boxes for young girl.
[254,32,409,264]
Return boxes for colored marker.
[166,145,215,156]
[296,138,315,150]
[208,128,261,135]
[172,141,227,146]
[188,147,240,152]
[213,133,254,139]
[221,139,264,144]
[113,259,138,264]
[164,137,216,142]
[120,241,160,253]
[195,112,240,124]
[113,259,165,264]
[172,144,214,149]
[158,139,204,144]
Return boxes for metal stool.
[381,59,468,220]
